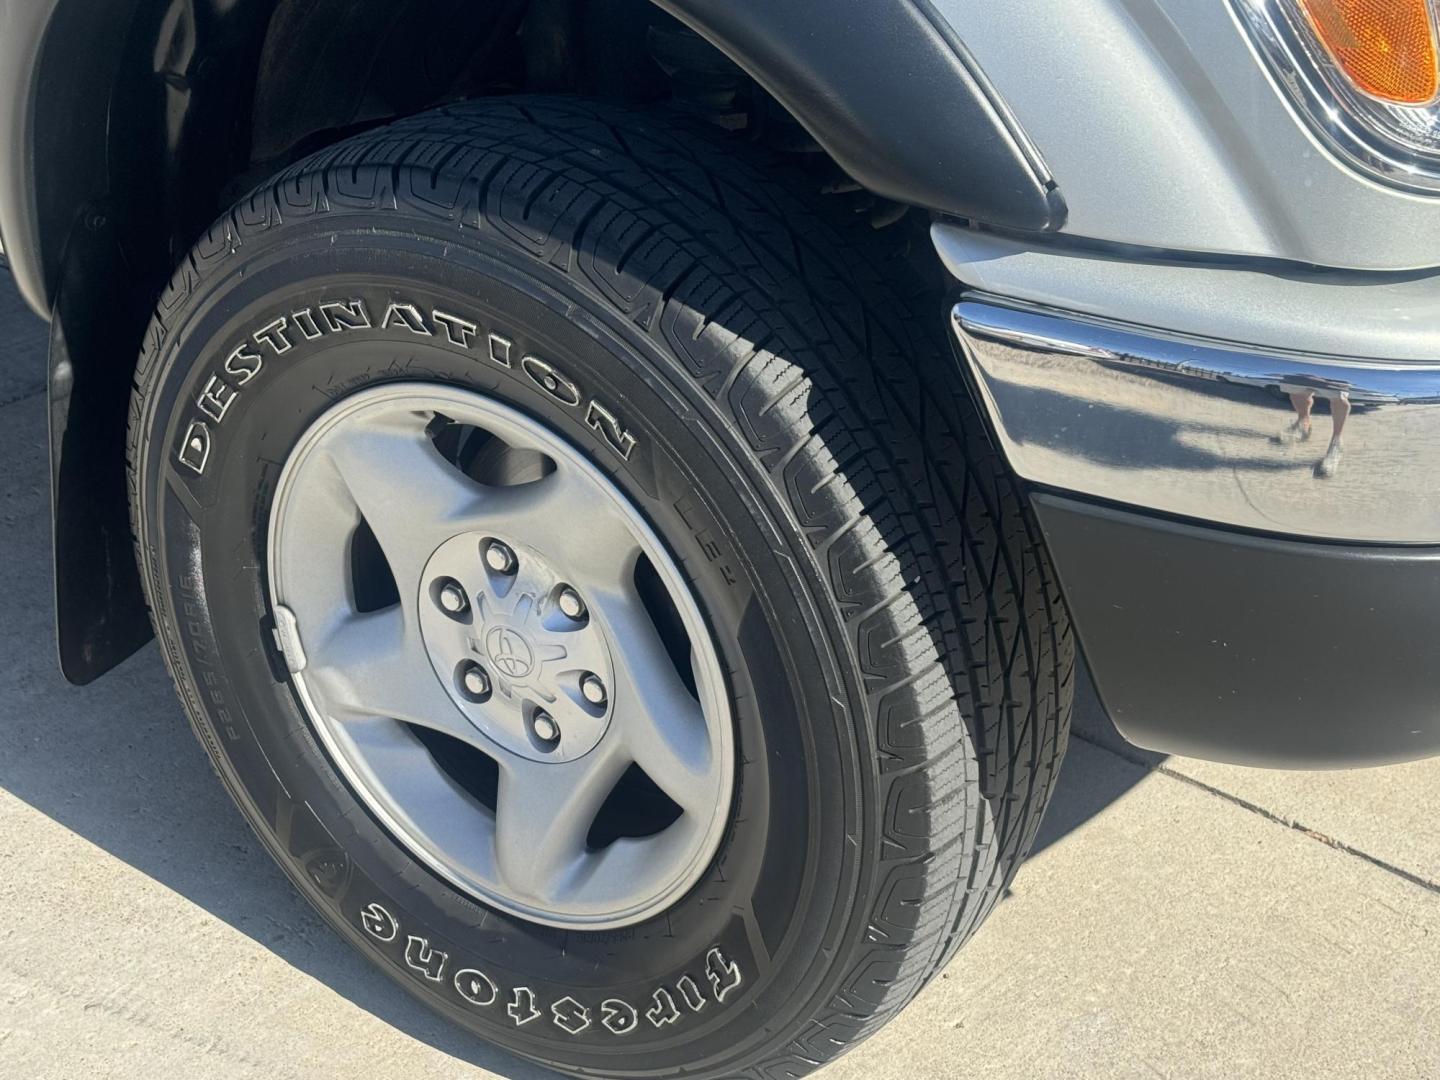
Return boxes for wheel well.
[124,0,888,304]
[94,0,695,307]
[247,0,668,172]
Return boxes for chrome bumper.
[953,299,1440,544]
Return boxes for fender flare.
[655,0,1066,230]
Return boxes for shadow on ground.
[0,270,1154,1073]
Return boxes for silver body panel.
[0,0,55,316]
[933,229,1440,363]
[938,0,1440,271]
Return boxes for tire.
[127,97,1072,1078]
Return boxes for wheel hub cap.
[419,534,616,762]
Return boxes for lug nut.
[532,711,560,743]
[437,580,468,615]
[580,673,607,707]
[484,540,516,574]
[556,586,586,620]
[459,662,491,700]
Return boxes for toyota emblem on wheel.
[484,626,536,680]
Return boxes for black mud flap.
[48,210,153,683]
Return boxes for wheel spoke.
[476,465,643,590]
[326,421,642,596]
[305,607,476,745]
[335,717,500,878]
[492,740,630,903]
[591,587,715,815]
[568,823,701,909]
[323,418,486,587]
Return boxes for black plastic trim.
[47,208,154,683]
[1034,494,1440,768]
[654,0,1067,231]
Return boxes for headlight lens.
[1236,0,1440,193]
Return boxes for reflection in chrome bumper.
[953,299,1440,543]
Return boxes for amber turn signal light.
[1299,0,1439,104]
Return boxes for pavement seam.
[1072,731,1440,898]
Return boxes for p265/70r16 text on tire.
[127,98,1072,1078]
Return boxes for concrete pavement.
[1,273,1436,1078]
